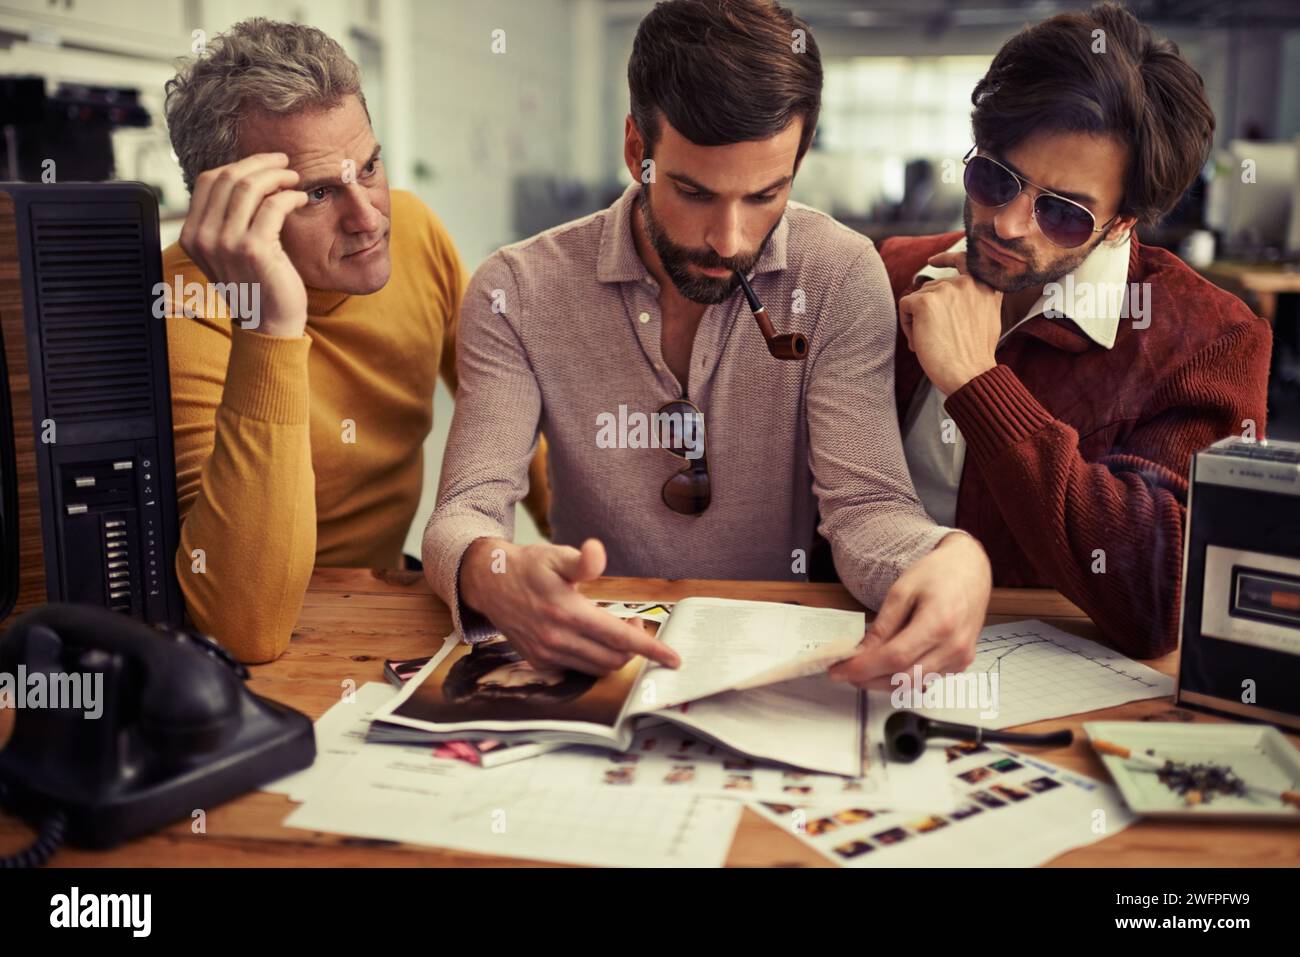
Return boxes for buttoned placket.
[625,275,679,399]
[624,275,736,408]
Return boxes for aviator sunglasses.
[962,146,1121,249]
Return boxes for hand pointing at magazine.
[460,536,682,676]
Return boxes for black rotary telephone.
[0,604,315,865]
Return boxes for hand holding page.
[732,634,863,691]
[630,598,864,710]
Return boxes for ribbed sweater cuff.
[424,513,511,639]
[222,329,312,424]
[943,364,1055,464]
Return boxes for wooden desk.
[1200,261,1300,326]
[3,568,1298,867]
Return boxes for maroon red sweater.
[878,232,1272,658]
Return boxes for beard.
[637,185,769,305]
[962,199,1100,294]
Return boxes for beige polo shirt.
[425,182,955,636]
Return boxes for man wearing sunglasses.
[876,2,1271,660]
[424,0,992,684]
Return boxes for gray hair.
[165,18,368,193]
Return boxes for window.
[820,55,992,159]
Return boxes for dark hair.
[442,640,596,705]
[628,0,822,160]
[970,1,1214,226]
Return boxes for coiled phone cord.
[0,781,67,868]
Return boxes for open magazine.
[374,654,568,768]
[369,598,868,776]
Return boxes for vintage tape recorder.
[1178,437,1300,730]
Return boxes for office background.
[1,0,1297,558]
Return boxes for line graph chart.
[910,620,1174,729]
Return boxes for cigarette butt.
[1094,739,1300,811]
[1093,740,1133,759]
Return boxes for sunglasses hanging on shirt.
[660,271,804,517]
[658,397,710,516]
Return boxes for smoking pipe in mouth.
[736,270,808,360]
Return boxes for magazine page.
[629,597,865,713]
[653,673,865,776]
[371,600,673,741]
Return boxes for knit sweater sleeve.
[943,317,1272,658]
[421,252,540,638]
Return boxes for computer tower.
[0,181,182,629]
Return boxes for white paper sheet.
[749,742,1135,867]
[495,699,953,812]
[652,673,865,777]
[900,619,1175,729]
[633,598,864,711]
[262,682,400,802]
[284,741,743,867]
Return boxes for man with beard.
[424,0,991,687]
[878,2,1271,660]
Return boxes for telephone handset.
[0,604,314,864]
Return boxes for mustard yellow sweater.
[164,190,547,663]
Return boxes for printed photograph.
[834,840,876,860]
[389,624,655,727]
[664,765,696,785]
[991,784,1032,803]
[872,827,911,847]
[604,767,636,786]
[807,816,840,836]
[944,742,990,762]
[909,815,950,834]
[833,808,875,826]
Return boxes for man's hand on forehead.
[179,151,311,338]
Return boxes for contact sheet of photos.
[750,743,1135,867]
[585,722,899,806]
[545,725,948,809]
